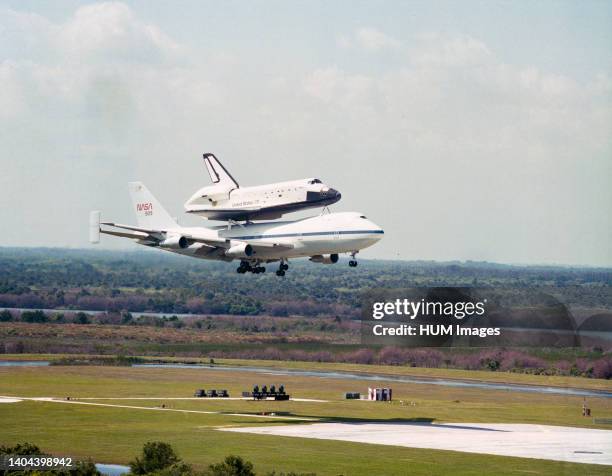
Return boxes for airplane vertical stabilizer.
[128,182,178,229]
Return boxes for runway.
[64,397,328,402]
[223,422,612,465]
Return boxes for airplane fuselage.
[153,212,383,262]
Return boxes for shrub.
[0,309,12,322]
[346,348,376,365]
[129,442,180,475]
[592,358,612,379]
[573,358,593,377]
[0,441,43,455]
[75,312,90,325]
[146,462,194,476]
[0,442,100,475]
[205,455,255,476]
[20,310,47,323]
[378,347,409,365]
[499,351,545,372]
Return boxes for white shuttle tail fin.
[202,153,239,189]
[128,182,178,230]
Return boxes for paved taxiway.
[223,422,612,465]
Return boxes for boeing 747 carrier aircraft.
[91,182,383,276]
[184,153,342,221]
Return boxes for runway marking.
[0,395,316,421]
[0,397,22,403]
[69,397,329,402]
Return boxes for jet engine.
[225,242,253,258]
[159,235,189,249]
[309,254,339,264]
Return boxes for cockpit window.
[308,179,322,184]
[360,215,367,219]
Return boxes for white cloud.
[410,33,491,66]
[57,2,180,63]
[356,27,401,51]
[337,27,401,52]
[336,34,352,49]
[302,67,342,102]
[0,3,610,265]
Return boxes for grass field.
[1,362,612,475]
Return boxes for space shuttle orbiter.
[184,153,341,221]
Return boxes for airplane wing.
[249,242,294,251]
[100,222,230,248]
[101,222,164,236]
[181,234,229,246]
[100,229,149,240]
[98,219,292,254]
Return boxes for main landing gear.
[349,251,358,267]
[236,260,288,276]
[276,261,289,277]
[237,261,266,274]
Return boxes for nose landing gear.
[348,251,358,267]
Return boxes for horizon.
[1,245,611,270]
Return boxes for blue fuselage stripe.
[230,230,384,240]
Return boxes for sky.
[0,0,610,266]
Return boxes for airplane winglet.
[89,211,101,244]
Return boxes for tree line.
[0,248,610,317]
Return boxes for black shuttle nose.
[307,188,341,205]
[325,188,341,204]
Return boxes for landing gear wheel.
[237,261,251,274]
[277,261,288,276]
[348,251,358,268]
